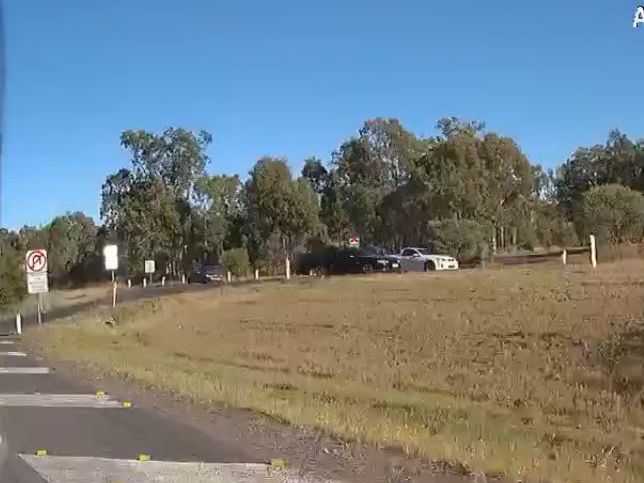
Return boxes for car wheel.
[424,261,436,272]
[362,263,374,274]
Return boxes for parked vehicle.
[395,247,459,272]
[295,246,400,275]
[328,247,400,274]
[188,263,225,283]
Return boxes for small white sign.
[144,260,156,274]
[103,245,119,271]
[25,249,48,274]
[27,273,49,294]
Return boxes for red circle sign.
[27,250,47,272]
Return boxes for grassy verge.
[26,262,644,482]
[1,284,112,318]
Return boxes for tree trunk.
[492,231,497,254]
[512,227,518,247]
[500,226,505,251]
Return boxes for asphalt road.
[0,337,286,482]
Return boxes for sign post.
[144,260,156,286]
[25,249,49,326]
[103,245,119,307]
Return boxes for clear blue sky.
[1,1,642,229]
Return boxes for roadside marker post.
[254,269,259,281]
[226,271,232,283]
[285,258,291,281]
[161,276,166,287]
[15,313,21,335]
[143,278,147,288]
[112,281,118,308]
[589,235,597,268]
[561,249,567,266]
[127,279,131,288]
[181,274,186,284]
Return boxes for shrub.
[427,219,493,263]
[582,184,644,244]
[221,248,250,278]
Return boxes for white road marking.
[0,367,50,374]
[0,341,15,345]
[20,456,296,483]
[0,394,127,408]
[0,351,27,357]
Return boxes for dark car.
[188,263,225,284]
[295,245,400,275]
[329,247,400,274]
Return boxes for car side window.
[402,249,415,257]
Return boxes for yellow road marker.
[122,400,132,408]
[35,449,48,457]
[270,458,286,468]
[96,390,105,397]
[137,454,151,461]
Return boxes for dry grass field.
[1,284,112,317]
[26,261,644,482]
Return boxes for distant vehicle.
[328,247,400,275]
[296,246,400,275]
[188,263,225,284]
[396,247,459,272]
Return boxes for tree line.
[1,117,643,307]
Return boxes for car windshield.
[359,246,387,256]
[203,265,222,274]
[417,248,432,255]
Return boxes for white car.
[397,247,459,272]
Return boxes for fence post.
[561,249,567,266]
[112,281,118,308]
[589,235,597,268]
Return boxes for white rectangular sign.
[25,249,48,274]
[103,245,118,271]
[144,260,156,274]
[27,273,49,294]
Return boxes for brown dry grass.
[26,261,644,482]
[1,284,111,317]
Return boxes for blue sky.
[1,1,643,228]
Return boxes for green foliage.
[582,184,644,244]
[221,248,250,278]
[243,157,322,263]
[555,131,644,221]
[0,232,26,308]
[3,120,643,309]
[427,219,493,263]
